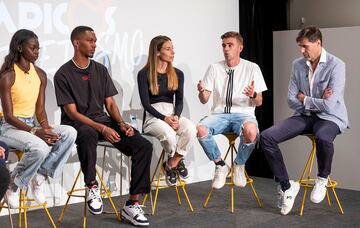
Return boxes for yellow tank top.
[8,63,41,118]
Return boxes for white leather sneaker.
[280,180,300,215]
[6,188,19,208]
[233,164,247,187]
[311,176,328,204]
[212,164,230,189]
[31,173,46,204]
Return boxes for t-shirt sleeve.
[104,68,118,98]
[202,64,215,92]
[253,64,267,93]
[54,72,75,106]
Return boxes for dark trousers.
[260,114,339,182]
[0,141,10,201]
[73,119,152,195]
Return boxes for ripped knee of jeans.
[196,125,208,139]
[241,121,258,143]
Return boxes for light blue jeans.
[197,113,258,165]
[0,117,77,189]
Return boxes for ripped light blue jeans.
[197,113,258,165]
[0,117,77,189]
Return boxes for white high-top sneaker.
[6,185,19,208]
[212,164,230,189]
[233,164,247,187]
[31,173,46,204]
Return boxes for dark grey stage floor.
[1,177,359,228]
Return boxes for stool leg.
[230,183,234,213]
[331,186,344,214]
[96,169,120,221]
[230,145,234,213]
[142,151,163,207]
[180,183,194,212]
[326,189,331,206]
[83,199,87,228]
[300,186,308,216]
[175,185,181,205]
[119,153,123,213]
[203,188,214,208]
[22,191,27,228]
[149,151,165,215]
[300,139,316,216]
[5,195,14,228]
[42,203,56,228]
[58,169,82,222]
[328,177,344,214]
[245,172,262,207]
[152,171,162,215]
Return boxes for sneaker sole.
[178,174,189,180]
[121,210,149,227]
[88,205,103,215]
[165,178,177,186]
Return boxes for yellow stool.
[298,135,344,216]
[0,150,56,228]
[203,133,262,213]
[142,149,194,215]
[58,142,120,228]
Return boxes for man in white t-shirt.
[197,31,267,189]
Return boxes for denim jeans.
[197,113,258,165]
[0,117,77,189]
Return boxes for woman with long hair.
[138,35,196,186]
[0,29,77,208]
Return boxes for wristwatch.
[251,91,257,99]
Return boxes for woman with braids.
[0,29,77,208]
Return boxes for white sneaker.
[276,185,282,208]
[6,188,19,208]
[212,164,230,189]
[31,173,46,204]
[86,185,103,215]
[122,203,149,226]
[280,180,300,215]
[311,176,328,204]
[233,164,247,187]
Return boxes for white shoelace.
[314,179,327,190]
[132,204,145,214]
[88,188,101,201]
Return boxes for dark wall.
[240,0,288,178]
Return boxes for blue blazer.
[287,50,349,132]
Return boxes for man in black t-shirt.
[54,26,152,227]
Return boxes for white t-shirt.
[203,59,267,116]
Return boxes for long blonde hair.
[143,35,178,95]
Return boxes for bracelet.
[39,119,47,125]
[118,120,126,126]
[101,126,107,134]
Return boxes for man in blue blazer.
[260,26,349,215]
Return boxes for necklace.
[71,58,90,70]
[15,63,31,82]
[16,63,30,74]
